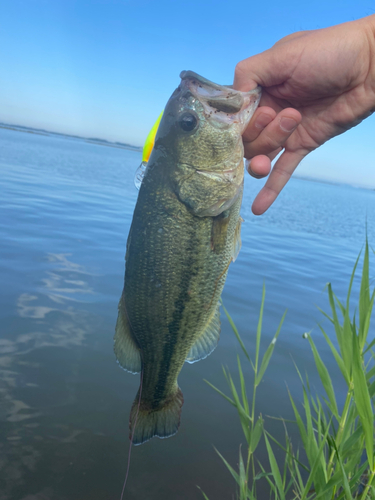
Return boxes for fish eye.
[178,112,198,132]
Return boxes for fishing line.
[119,366,143,500]
[119,302,144,500]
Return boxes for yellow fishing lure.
[142,111,163,163]
[134,111,163,189]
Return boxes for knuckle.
[263,135,283,152]
[234,60,247,78]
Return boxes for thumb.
[233,45,296,91]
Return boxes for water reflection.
[16,253,94,318]
[17,295,54,319]
[0,252,98,499]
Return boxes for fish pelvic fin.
[130,387,184,445]
[185,301,221,364]
[114,293,142,374]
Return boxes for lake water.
[0,127,374,500]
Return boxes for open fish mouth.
[180,70,261,132]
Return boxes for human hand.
[234,16,375,214]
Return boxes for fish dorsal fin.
[185,301,221,363]
[232,216,243,263]
[114,294,142,373]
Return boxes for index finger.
[251,149,307,215]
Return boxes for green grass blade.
[288,388,308,450]
[303,386,327,488]
[221,302,250,362]
[305,333,338,418]
[340,425,364,458]
[238,446,248,499]
[197,487,210,500]
[225,371,252,441]
[359,239,370,350]
[364,334,375,356]
[368,379,375,398]
[255,309,287,386]
[327,283,354,377]
[257,462,279,498]
[352,332,374,470]
[317,306,334,324]
[361,289,375,352]
[331,438,353,500]
[264,434,286,500]
[250,416,263,453]
[342,307,354,377]
[327,283,344,352]
[204,379,236,407]
[316,461,368,500]
[215,447,240,484]
[346,249,361,312]
[254,284,266,375]
[333,291,346,318]
[318,324,349,385]
[265,430,309,472]
[237,355,249,416]
[299,420,332,500]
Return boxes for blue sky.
[1,0,375,188]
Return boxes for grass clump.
[200,240,375,500]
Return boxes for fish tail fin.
[129,387,184,445]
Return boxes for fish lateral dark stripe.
[153,228,201,404]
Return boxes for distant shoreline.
[1,122,373,192]
[293,174,375,191]
[0,123,142,152]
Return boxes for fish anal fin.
[185,301,221,363]
[130,387,184,445]
[232,216,243,262]
[114,293,142,374]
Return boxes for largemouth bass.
[115,71,261,445]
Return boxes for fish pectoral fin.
[114,293,142,374]
[185,301,221,364]
[211,211,230,254]
[232,216,243,262]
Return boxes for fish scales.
[125,173,241,397]
[115,71,261,445]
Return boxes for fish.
[114,71,261,445]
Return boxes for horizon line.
[0,121,142,152]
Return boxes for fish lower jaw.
[196,168,243,185]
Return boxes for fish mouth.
[196,163,242,182]
[179,70,261,132]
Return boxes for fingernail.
[280,117,297,132]
[255,113,272,130]
[245,159,264,179]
